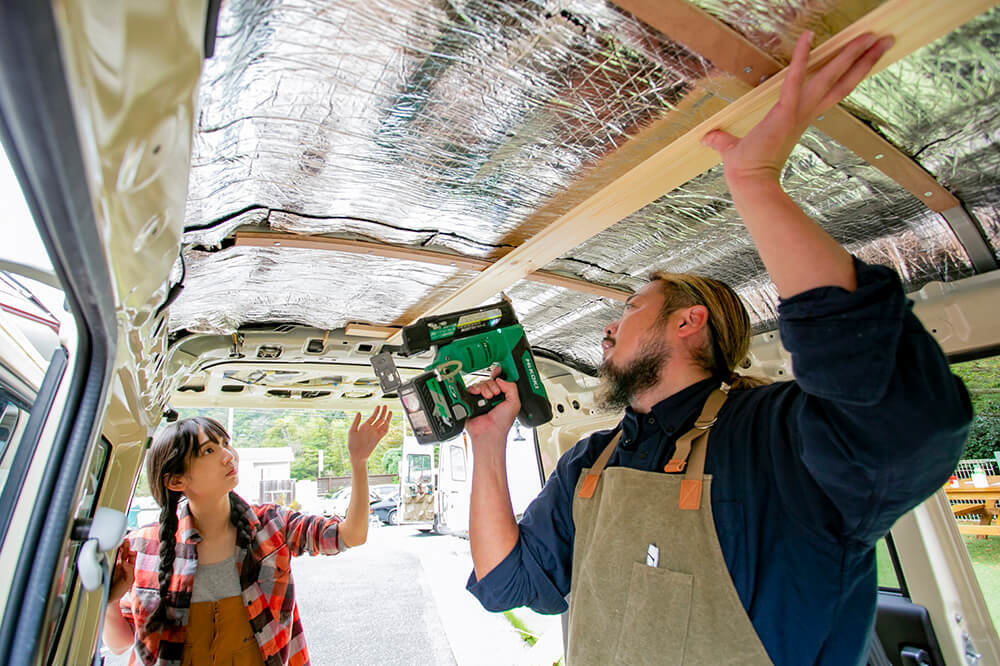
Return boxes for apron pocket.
[614,563,692,665]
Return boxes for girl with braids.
[102,406,392,666]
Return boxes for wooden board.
[388,0,994,343]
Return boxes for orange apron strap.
[664,386,729,473]
[577,431,622,499]
[675,383,730,511]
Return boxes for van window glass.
[407,453,432,484]
[875,537,902,591]
[0,395,28,494]
[449,444,467,482]
[947,355,1000,632]
[0,140,70,524]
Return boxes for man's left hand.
[703,30,894,186]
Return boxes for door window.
[448,444,467,482]
[946,355,1000,631]
[0,396,28,495]
[0,141,71,540]
[406,453,432,484]
[876,535,903,592]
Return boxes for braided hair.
[144,416,230,632]
[229,492,260,585]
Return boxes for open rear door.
[0,2,117,664]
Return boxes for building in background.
[236,447,294,504]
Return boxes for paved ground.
[104,524,563,665]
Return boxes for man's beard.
[597,335,671,411]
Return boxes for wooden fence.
[317,473,396,496]
[260,479,295,505]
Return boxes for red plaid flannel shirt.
[119,495,345,665]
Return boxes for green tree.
[381,447,402,475]
[175,407,227,424]
[291,448,322,481]
[951,356,1000,460]
[164,407,407,480]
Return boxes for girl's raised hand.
[347,405,392,463]
[703,30,894,186]
[109,541,136,602]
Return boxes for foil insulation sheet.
[506,281,626,372]
[171,246,480,334]
[184,0,717,255]
[173,0,999,366]
[548,7,999,331]
[844,9,1000,260]
[558,125,976,331]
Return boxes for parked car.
[326,486,380,518]
[371,493,400,526]
[371,483,398,500]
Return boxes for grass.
[876,538,900,589]
[964,536,1000,631]
[503,610,539,646]
[879,535,999,631]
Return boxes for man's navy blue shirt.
[467,260,971,665]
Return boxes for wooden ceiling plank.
[385,0,993,344]
[234,231,630,303]
[612,0,780,87]
[344,324,401,339]
[613,0,958,211]
[235,231,489,272]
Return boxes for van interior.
[0,0,998,664]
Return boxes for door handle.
[75,507,126,591]
[900,646,932,666]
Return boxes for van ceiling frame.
[382,0,997,344]
[612,0,960,213]
[613,0,996,275]
[233,231,632,302]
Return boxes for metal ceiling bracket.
[612,0,960,212]
[940,206,999,273]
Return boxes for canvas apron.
[568,384,773,665]
[181,596,266,666]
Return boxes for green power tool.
[371,300,552,443]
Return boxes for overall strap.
[577,431,622,499]
[575,381,730,504]
[673,383,730,510]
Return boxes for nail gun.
[371,300,552,443]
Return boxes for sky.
[1,140,68,315]
[1,141,53,272]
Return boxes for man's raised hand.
[703,30,894,185]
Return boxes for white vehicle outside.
[398,433,436,528]
[327,485,380,519]
[433,425,543,538]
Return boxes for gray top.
[191,554,242,603]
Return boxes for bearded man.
[462,32,971,666]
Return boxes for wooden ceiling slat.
[613,0,958,211]
[385,0,993,344]
[234,231,632,305]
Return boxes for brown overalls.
[181,597,265,665]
